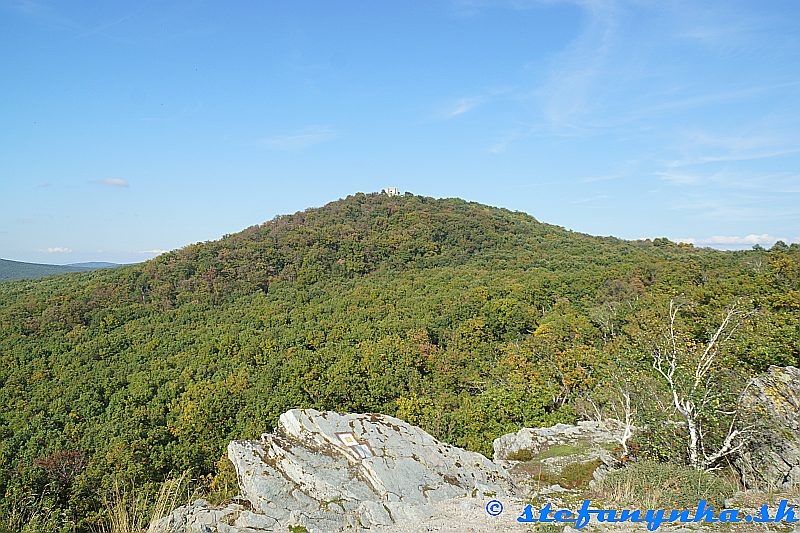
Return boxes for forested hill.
[1,192,798,531]
[0,258,91,282]
[0,260,122,282]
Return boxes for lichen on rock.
[734,365,800,491]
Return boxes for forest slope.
[0,192,798,530]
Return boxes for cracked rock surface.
[154,409,518,532]
[734,365,800,491]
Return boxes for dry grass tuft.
[94,471,196,533]
[591,460,735,510]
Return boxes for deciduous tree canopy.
[0,193,798,530]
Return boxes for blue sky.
[1,0,799,263]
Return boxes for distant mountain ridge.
[0,258,122,282]
[66,262,122,269]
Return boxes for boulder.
[493,419,627,463]
[155,409,517,532]
[734,365,800,490]
[493,419,628,491]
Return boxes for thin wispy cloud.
[580,172,626,183]
[655,171,702,185]
[75,14,132,39]
[536,0,618,130]
[615,83,797,125]
[139,249,168,255]
[666,148,800,168]
[95,178,130,188]
[664,1,773,51]
[456,0,624,152]
[675,18,753,50]
[5,1,139,45]
[4,0,79,31]
[721,172,800,194]
[451,0,589,17]
[669,197,753,219]
[439,87,513,123]
[569,194,609,208]
[487,127,528,154]
[257,126,337,151]
[444,97,481,119]
[46,247,72,253]
[656,125,800,200]
[662,116,800,169]
[668,190,799,224]
[487,141,508,155]
[506,1,799,143]
[580,159,640,183]
[654,170,800,196]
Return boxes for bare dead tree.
[652,299,751,470]
[576,371,636,457]
[617,382,635,457]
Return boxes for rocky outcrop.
[155,409,517,532]
[494,419,627,464]
[493,419,628,491]
[734,365,800,490]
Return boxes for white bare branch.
[651,298,751,470]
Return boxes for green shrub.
[631,423,688,464]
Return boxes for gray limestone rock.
[734,365,800,490]
[493,419,629,492]
[154,409,516,532]
[154,500,246,532]
[493,419,627,464]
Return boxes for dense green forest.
[0,193,798,531]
